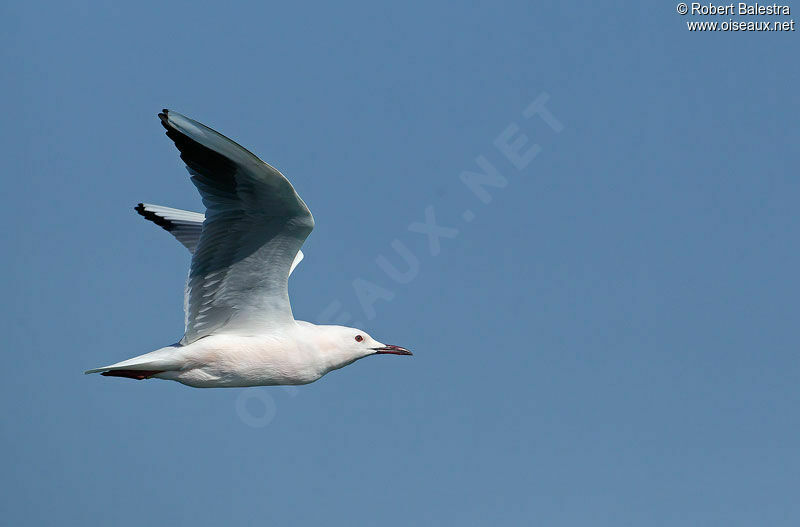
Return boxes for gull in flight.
[86,110,411,388]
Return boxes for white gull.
[85,110,411,388]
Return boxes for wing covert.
[158,110,314,344]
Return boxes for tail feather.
[85,346,183,377]
[100,369,165,380]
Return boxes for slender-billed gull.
[85,110,411,388]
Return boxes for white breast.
[157,333,326,388]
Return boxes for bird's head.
[319,325,412,370]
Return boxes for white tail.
[84,345,183,377]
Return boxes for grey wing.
[158,109,314,344]
[135,203,205,253]
[134,202,305,273]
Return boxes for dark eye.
[355,335,364,342]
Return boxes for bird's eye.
[355,335,364,342]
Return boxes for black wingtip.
[158,109,170,127]
[134,203,175,231]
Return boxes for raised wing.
[158,110,314,344]
[134,202,304,274]
[135,203,205,253]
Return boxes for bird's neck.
[296,322,366,373]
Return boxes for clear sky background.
[3,2,799,525]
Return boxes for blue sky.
[3,2,799,525]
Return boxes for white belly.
[155,334,326,388]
